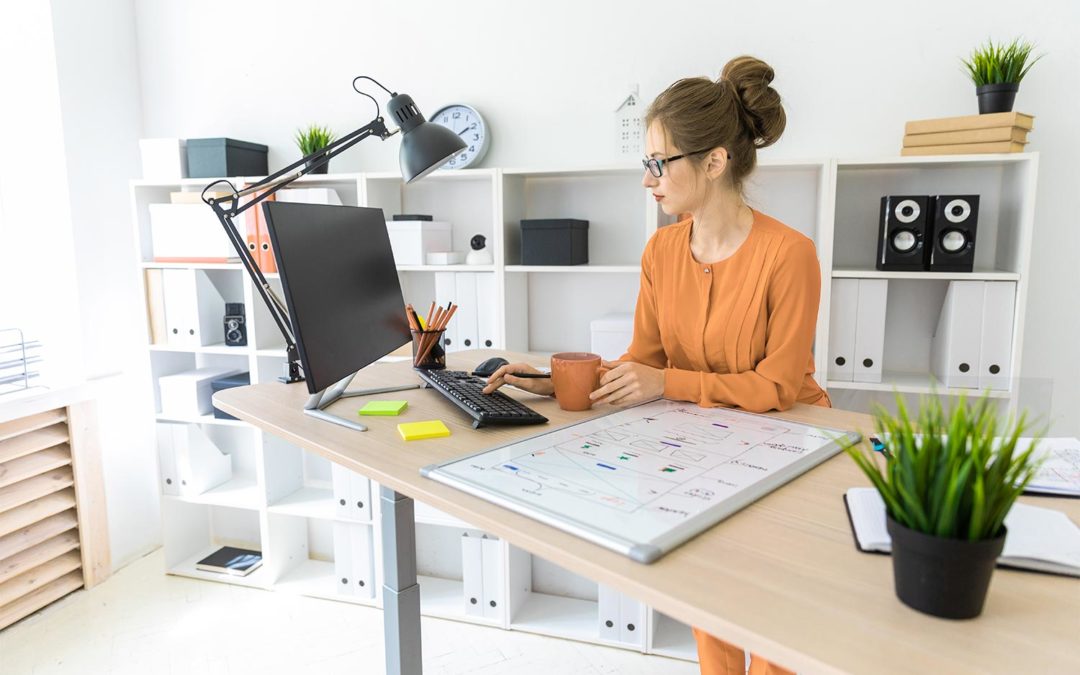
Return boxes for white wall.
[130,0,1080,434]
[49,0,161,569]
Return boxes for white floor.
[0,549,699,675]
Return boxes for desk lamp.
[201,76,466,385]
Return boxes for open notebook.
[844,487,1080,578]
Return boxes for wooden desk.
[215,350,1080,675]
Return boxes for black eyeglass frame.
[642,148,724,177]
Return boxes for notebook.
[359,400,409,416]
[1018,437,1080,497]
[195,546,263,577]
[398,420,450,441]
[844,487,1080,578]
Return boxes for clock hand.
[457,123,476,136]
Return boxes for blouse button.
[703,267,711,274]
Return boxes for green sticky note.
[359,400,408,416]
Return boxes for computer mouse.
[472,356,509,378]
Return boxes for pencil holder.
[411,329,446,370]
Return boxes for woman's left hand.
[590,360,665,407]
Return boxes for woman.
[483,55,829,674]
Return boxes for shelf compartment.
[507,546,602,644]
[649,611,698,662]
[162,501,268,589]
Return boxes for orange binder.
[256,191,277,273]
[242,187,260,270]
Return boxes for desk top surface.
[215,350,1080,675]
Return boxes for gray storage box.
[186,138,269,178]
[521,219,589,265]
[210,372,251,420]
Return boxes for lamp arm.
[202,116,395,383]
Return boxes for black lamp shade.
[388,93,467,182]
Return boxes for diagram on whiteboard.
[425,399,860,562]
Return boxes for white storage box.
[150,203,238,262]
[159,367,242,418]
[425,251,465,265]
[386,220,451,266]
[139,138,188,180]
[590,313,634,361]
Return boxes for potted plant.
[961,38,1043,115]
[294,124,336,174]
[843,392,1042,619]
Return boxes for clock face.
[431,104,488,169]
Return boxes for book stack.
[901,111,1033,156]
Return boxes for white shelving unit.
[133,152,1038,665]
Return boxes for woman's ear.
[704,147,730,181]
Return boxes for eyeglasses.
[641,149,716,178]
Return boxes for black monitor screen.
[262,201,410,394]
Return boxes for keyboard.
[416,369,548,429]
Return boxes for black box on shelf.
[210,372,251,420]
[186,138,269,178]
[520,219,589,265]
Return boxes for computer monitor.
[263,201,416,430]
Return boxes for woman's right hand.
[482,362,555,397]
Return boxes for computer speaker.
[929,195,979,272]
[876,196,932,271]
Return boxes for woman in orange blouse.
[484,55,828,674]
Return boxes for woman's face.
[641,121,705,217]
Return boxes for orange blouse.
[620,211,830,412]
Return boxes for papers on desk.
[1018,437,1080,497]
[844,487,1080,577]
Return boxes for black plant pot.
[304,154,330,174]
[886,515,1005,619]
[976,83,1019,114]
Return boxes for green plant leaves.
[294,124,337,155]
[960,38,1043,86]
[840,390,1045,541]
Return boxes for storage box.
[210,372,251,420]
[425,251,465,265]
[521,219,589,265]
[150,203,238,262]
[590,313,634,361]
[159,367,242,418]
[386,220,452,266]
[139,138,188,180]
[186,137,269,178]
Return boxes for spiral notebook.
[843,487,1080,578]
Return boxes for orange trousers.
[693,628,794,675]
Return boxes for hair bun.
[720,56,786,148]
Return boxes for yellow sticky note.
[397,420,450,441]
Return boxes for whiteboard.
[422,400,861,563]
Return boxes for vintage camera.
[224,303,247,346]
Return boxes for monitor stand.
[303,371,420,432]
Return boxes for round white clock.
[429,104,489,169]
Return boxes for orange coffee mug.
[550,352,609,411]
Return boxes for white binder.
[434,272,458,352]
[161,269,225,347]
[162,269,197,347]
[827,279,859,382]
[333,522,355,596]
[619,593,646,646]
[480,535,503,621]
[597,584,621,642]
[455,273,480,351]
[155,423,180,496]
[475,273,498,350]
[350,525,374,598]
[978,282,1016,391]
[852,279,888,383]
[174,425,232,497]
[461,533,485,617]
[931,281,985,389]
[331,465,372,521]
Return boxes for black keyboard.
[416,369,548,429]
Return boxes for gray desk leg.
[380,486,422,675]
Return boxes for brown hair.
[645,55,786,194]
